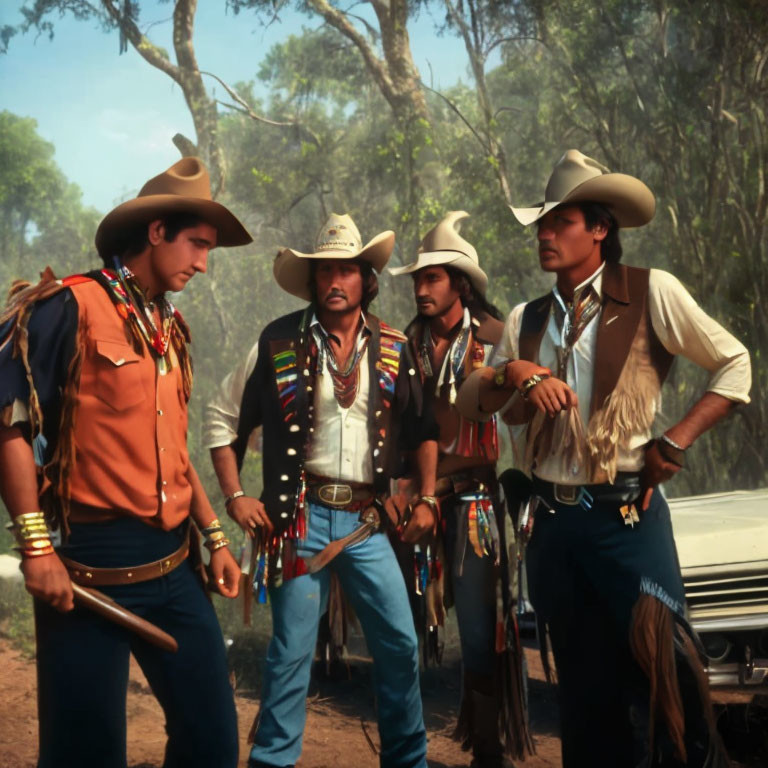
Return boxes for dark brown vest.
[518,263,674,416]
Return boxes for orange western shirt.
[64,280,192,529]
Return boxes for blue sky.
[1,2,479,213]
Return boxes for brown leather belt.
[305,473,375,511]
[61,536,190,587]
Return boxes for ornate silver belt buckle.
[553,483,580,505]
[318,484,353,507]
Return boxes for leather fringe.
[630,593,687,761]
[42,318,85,536]
[500,614,537,759]
[521,308,662,483]
[586,315,661,483]
[452,616,536,761]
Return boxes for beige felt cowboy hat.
[389,211,488,295]
[95,157,252,258]
[509,149,655,228]
[274,213,394,301]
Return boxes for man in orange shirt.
[0,158,251,768]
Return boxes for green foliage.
[0,575,35,656]
[0,111,100,286]
[2,0,766,565]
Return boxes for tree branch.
[99,0,180,83]
[305,0,396,108]
[421,80,488,153]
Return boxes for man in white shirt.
[204,214,438,768]
[458,150,750,768]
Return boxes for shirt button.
[157,409,163,416]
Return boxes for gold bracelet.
[16,541,55,558]
[414,495,439,515]
[201,518,223,536]
[7,512,53,553]
[205,537,231,553]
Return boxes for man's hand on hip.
[21,554,74,612]
[227,495,273,537]
[640,440,682,510]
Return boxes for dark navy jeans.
[526,485,690,768]
[35,517,238,768]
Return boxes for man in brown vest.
[458,150,750,767]
[0,158,251,767]
[390,211,533,767]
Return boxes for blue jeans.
[36,517,238,768]
[250,501,427,768]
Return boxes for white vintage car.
[671,488,768,688]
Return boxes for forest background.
[1,0,766,642]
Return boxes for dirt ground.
[0,634,562,768]
[1,633,765,768]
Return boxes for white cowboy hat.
[95,157,252,258]
[273,213,394,301]
[389,211,488,295]
[509,149,655,228]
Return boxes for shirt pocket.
[92,339,146,411]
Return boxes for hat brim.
[389,250,488,295]
[274,230,395,301]
[510,173,655,228]
[95,194,252,258]
[455,366,512,423]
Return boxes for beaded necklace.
[104,259,175,358]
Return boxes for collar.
[310,309,370,345]
[552,261,605,314]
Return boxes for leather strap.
[61,536,189,586]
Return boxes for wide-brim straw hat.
[95,157,252,258]
[274,213,394,301]
[509,149,655,228]
[389,211,488,295]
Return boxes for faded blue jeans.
[250,501,427,768]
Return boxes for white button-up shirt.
[204,315,373,484]
[497,266,751,483]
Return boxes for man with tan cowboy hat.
[0,156,251,767]
[390,211,533,767]
[204,213,438,768]
[458,149,750,767]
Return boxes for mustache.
[539,241,559,255]
[324,289,347,300]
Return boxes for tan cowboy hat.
[455,366,506,422]
[95,157,252,258]
[274,213,394,301]
[389,211,488,295]
[509,149,655,228]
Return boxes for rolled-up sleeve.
[492,303,525,365]
[649,269,751,403]
[202,340,261,449]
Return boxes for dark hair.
[578,202,622,263]
[444,265,504,320]
[103,212,205,266]
[309,258,379,312]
